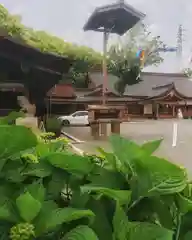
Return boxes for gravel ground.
[62,120,192,172]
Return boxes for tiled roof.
[89,72,192,98]
[47,83,76,98]
[123,72,191,97]
[75,88,93,98]
[89,72,119,95]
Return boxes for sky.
[1,0,192,73]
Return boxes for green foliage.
[0,4,102,63]
[63,225,99,240]
[10,223,35,240]
[46,117,61,130]
[183,68,192,77]
[45,117,61,137]
[16,191,42,222]
[0,113,192,239]
[108,23,164,94]
[0,121,97,239]
[0,111,24,125]
[0,124,37,170]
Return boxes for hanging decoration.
[136,49,145,68]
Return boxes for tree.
[0,4,102,81]
[0,5,24,38]
[107,23,164,94]
[183,68,192,77]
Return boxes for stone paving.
[63,120,192,173]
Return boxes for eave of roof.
[88,71,192,99]
[47,96,138,104]
[0,36,73,74]
[144,83,192,101]
[84,87,120,97]
[47,83,76,98]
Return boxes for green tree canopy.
[108,23,164,94]
[0,4,102,64]
[183,68,192,77]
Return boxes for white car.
[57,111,89,126]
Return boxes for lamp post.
[102,0,124,105]
[83,0,145,105]
[102,31,109,105]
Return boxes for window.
[159,104,172,114]
[72,111,88,117]
[128,104,143,115]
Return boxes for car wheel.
[62,120,70,126]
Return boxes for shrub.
[0,123,98,239]
[0,117,192,239]
[0,111,24,125]
[45,117,61,137]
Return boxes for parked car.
[57,111,89,126]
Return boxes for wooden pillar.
[90,122,100,140]
[100,122,108,140]
[172,105,175,117]
[156,103,159,119]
